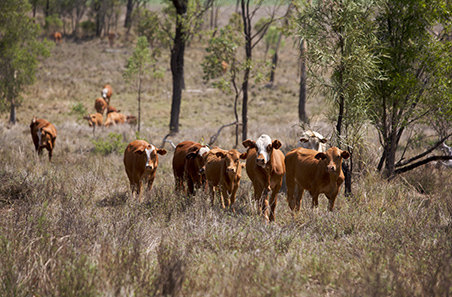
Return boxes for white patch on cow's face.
[256,134,272,165]
[145,145,155,168]
[198,146,210,157]
[102,88,108,99]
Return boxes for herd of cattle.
[85,85,137,133]
[29,107,350,222]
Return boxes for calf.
[95,97,108,114]
[84,113,104,127]
[30,117,57,161]
[285,147,350,212]
[204,148,247,210]
[172,141,210,195]
[108,32,120,47]
[101,84,113,105]
[104,112,126,127]
[243,134,285,222]
[298,130,328,152]
[124,140,167,202]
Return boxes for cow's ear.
[315,152,327,160]
[320,138,328,144]
[242,140,255,148]
[241,163,246,168]
[186,152,198,159]
[215,151,226,158]
[272,140,282,150]
[341,150,350,160]
[157,148,167,156]
[239,152,247,159]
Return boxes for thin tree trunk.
[241,0,251,141]
[9,100,16,125]
[138,78,142,132]
[299,39,308,123]
[125,0,134,29]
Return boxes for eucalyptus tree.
[369,0,452,177]
[297,0,382,194]
[0,0,51,124]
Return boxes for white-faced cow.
[285,147,350,212]
[298,130,328,152]
[243,134,285,222]
[123,140,167,202]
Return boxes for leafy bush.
[79,21,96,37]
[44,14,63,33]
[91,133,127,155]
[69,102,88,122]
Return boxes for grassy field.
[1,6,452,296]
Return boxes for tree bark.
[124,0,134,29]
[169,0,187,134]
[241,0,252,141]
[9,100,16,125]
[299,39,308,123]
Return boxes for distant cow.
[51,32,62,44]
[298,130,328,152]
[126,115,137,126]
[107,32,120,47]
[30,117,57,161]
[243,134,285,222]
[285,147,350,212]
[95,97,108,115]
[104,112,126,127]
[221,61,229,74]
[106,106,120,114]
[204,147,247,210]
[101,84,113,105]
[124,140,167,202]
[172,141,210,195]
[84,113,103,135]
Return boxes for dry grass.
[1,7,452,296]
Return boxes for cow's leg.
[209,184,216,207]
[220,185,228,209]
[228,184,238,212]
[286,174,296,211]
[138,180,144,203]
[260,188,270,222]
[268,183,282,222]
[327,189,340,211]
[311,192,319,208]
[187,178,195,195]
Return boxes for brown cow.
[104,112,126,127]
[126,115,137,126]
[124,140,167,202]
[107,32,120,47]
[285,147,350,212]
[101,84,113,105]
[172,141,210,195]
[84,113,104,127]
[30,117,57,161]
[243,134,285,222]
[51,32,62,44]
[106,106,120,114]
[204,147,247,210]
[95,97,108,114]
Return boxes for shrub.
[44,14,63,33]
[79,21,96,37]
[69,102,88,123]
[91,133,127,155]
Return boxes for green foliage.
[136,10,163,47]
[123,36,153,86]
[0,0,52,122]
[44,14,63,33]
[91,133,127,155]
[79,20,96,36]
[69,102,88,123]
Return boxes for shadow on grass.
[97,191,128,207]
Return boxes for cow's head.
[216,149,247,175]
[186,145,210,173]
[315,147,350,173]
[30,116,38,129]
[102,87,110,99]
[299,130,328,152]
[134,144,167,171]
[243,134,281,168]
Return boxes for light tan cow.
[243,134,285,222]
[123,140,167,202]
[104,112,126,127]
[204,147,247,210]
[298,130,328,152]
[30,117,57,161]
[285,147,350,212]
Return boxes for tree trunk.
[241,0,251,141]
[9,100,16,125]
[299,39,308,123]
[124,0,133,29]
[45,0,50,17]
[169,0,187,134]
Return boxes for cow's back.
[286,148,326,192]
[173,141,198,179]
[205,148,227,187]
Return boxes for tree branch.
[393,155,452,176]
[208,121,241,146]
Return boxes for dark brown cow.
[204,147,247,210]
[101,84,113,105]
[94,97,108,114]
[243,134,285,222]
[285,147,350,212]
[30,117,57,161]
[124,140,167,202]
[172,141,210,195]
[104,112,126,127]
